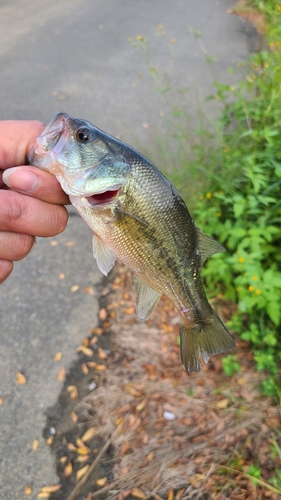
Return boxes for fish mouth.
[86,188,120,206]
[37,112,69,151]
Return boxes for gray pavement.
[0,1,257,499]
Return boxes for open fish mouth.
[86,188,120,206]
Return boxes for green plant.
[128,29,221,206]
[222,354,241,377]
[193,7,281,394]
[217,464,281,496]
[129,3,281,395]
[247,464,262,485]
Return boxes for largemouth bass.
[28,112,235,372]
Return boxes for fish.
[28,111,235,372]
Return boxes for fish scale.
[28,111,235,372]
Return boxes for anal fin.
[92,233,116,276]
[134,276,161,322]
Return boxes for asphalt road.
[0,1,257,498]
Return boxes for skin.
[0,120,69,283]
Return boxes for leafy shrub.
[130,2,281,395]
[193,2,281,394]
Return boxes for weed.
[218,465,281,496]
[193,3,281,395]
[129,2,281,396]
[247,464,262,485]
[222,354,241,377]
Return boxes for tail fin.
[179,311,235,372]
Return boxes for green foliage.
[129,3,281,395]
[193,5,281,394]
[128,28,221,206]
[247,465,262,485]
[222,354,241,377]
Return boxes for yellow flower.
[217,293,223,299]
[238,257,245,263]
[230,86,235,91]
[216,212,222,217]
[206,192,212,199]
[248,285,255,292]
[255,289,261,295]
[269,41,281,52]
[199,194,204,200]
[277,5,281,11]
[171,38,176,43]
[157,24,163,30]
[136,35,143,41]
[252,275,258,281]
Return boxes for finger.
[0,232,35,261]
[0,190,68,237]
[0,260,13,284]
[3,166,69,205]
[0,120,45,170]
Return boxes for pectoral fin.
[196,226,225,266]
[92,233,116,276]
[134,277,161,322]
[115,208,151,229]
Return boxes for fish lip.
[85,186,121,206]
[30,112,126,207]
[37,112,70,151]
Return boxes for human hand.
[0,120,69,283]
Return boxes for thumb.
[3,166,70,205]
[0,120,45,169]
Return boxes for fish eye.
[75,127,92,143]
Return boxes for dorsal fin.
[196,226,225,266]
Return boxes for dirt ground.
[42,265,281,500]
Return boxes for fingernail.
[3,167,39,193]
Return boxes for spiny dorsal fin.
[134,276,161,322]
[196,226,225,266]
[92,233,116,276]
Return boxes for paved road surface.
[0,1,256,498]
